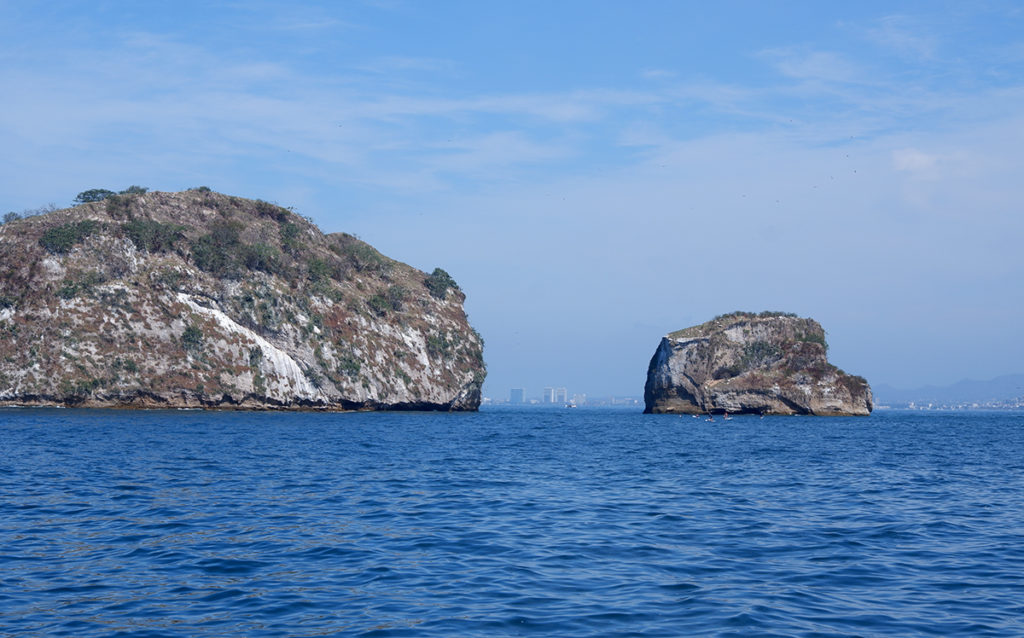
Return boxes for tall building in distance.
[509,388,525,404]
[541,387,568,404]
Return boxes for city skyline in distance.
[498,386,638,407]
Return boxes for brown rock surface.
[644,312,871,416]
[0,190,484,410]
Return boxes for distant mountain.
[874,374,1024,406]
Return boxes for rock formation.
[644,312,872,416]
[0,189,485,410]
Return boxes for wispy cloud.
[867,15,938,61]
[892,148,940,176]
[427,131,575,176]
[220,1,359,32]
[356,56,458,75]
[759,47,867,84]
[641,69,676,80]
[5,18,1024,213]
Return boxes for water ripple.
[1,408,1023,636]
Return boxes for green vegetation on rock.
[367,293,390,316]
[242,242,282,274]
[279,220,301,254]
[329,234,390,275]
[39,220,101,254]
[191,221,243,275]
[795,327,828,351]
[425,268,458,299]
[386,285,406,311]
[426,332,453,358]
[74,189,116,204]
[181,323,204,353]
[337,352,361,378]
[307,257,333,285]
[254,199,291,222]
[56,271,105,299]
[741,340,782,369]
[121,220,185,253]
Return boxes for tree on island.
[73,186,148,205]
[74,189,116,204]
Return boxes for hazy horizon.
[4,1,1022,397]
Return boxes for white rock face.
[176,293,325,403]
[644,313,872,416]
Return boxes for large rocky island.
[0,189,485,410]
[644,312,872,416]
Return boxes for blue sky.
[3,1,1023,398]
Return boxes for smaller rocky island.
[644,312,872,416]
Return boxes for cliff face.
[0,190,485,410]
[644,312,872,416]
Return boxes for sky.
[2,1,1023,398]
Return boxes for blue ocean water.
[1,407,1023,637]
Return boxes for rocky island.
[0,188,485,410]
[644,312,872,416]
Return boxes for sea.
[1,407,1023,637]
